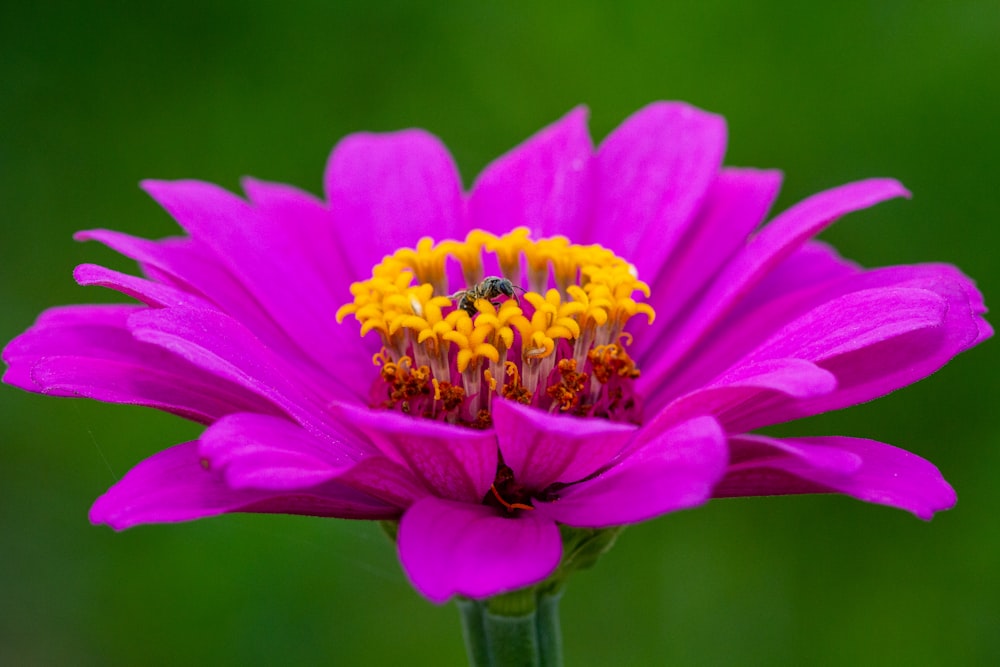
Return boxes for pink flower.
[3,103,990,603]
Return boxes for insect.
[450,276,524,316]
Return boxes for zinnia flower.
[3,103,989,604]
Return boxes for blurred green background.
[2,1,998,665]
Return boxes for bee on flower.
[450,276,524,317]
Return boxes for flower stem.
[454,526,624,666]
[457,598,491,667]
[536,590,563,666]
[457,589,564,667]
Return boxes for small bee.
[450,276,524,316]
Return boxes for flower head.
[3,103,990,603]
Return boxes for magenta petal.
[126,306,334,427]
[652,358,837,431]
[91,441,259,529]
[3,305,143,391]
[534,416,728,528]
[747,287,946,362]
[636,167,782,360]
[493,398,637,490]
[199,413,359,491]
[720,287,953,431]
[594,102,727,279]
[75,229,263,325]
[334,456,432,508]
[658,261,987,420]
[240,177,355,299]
[77,230,314,373]
[329,402,497,503]
[90,442,398,531]
[749,179,909,274]
[198,412,426,515]
[468,107,593,239]
[74,263,214,309]
[646,178,910,387]
[397,496,562,603]
[649,242,861,401]
[3,305,280,423]
[140,180,371,398]
[716,435,957,520]
[324,129,465,279]
[731,240,861,316]
[792,266,990,417]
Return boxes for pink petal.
[678,263,986,429]
[77,230,317,376]
[468,107,594,239]
[594,102,727,279]
[650,358,837,432]
[200,413,360,491]
[199,412,429,508]
[140,180,372,400]
[329,402,497,504]
[746,287,947,361]
[324,129,465,279]
[334,456,433,509]
[648,242,862,398]
[240,177,355,300]
[3,305,280,424]
[492,398,637,490]
[748,179,908,278]
[690,287,947,432]
[397,496,562,603]
[534,416,728,528]
[729,240,862,316]
[74,263,215,309]
[715,434,957,520]
[126,306,342,432]
[794,267,991,418]
[644,178,910,390]
[76,229,265,328]
[635,167,782,363]
[90,442,398,531]
[658,262,988,418]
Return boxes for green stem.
[457,589,564,667]
[457,598,491,667]
[536,590,563,667]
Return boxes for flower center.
[336,227,655,429]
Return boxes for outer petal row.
[90,441,398,531]
[714,434,956,520]
[648,263,989,433]
[641,178,912,396]
[2,305,281,424]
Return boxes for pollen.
[338,228,653,427]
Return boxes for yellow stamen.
[339,228,654,427]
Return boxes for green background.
[2,2,998,665]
